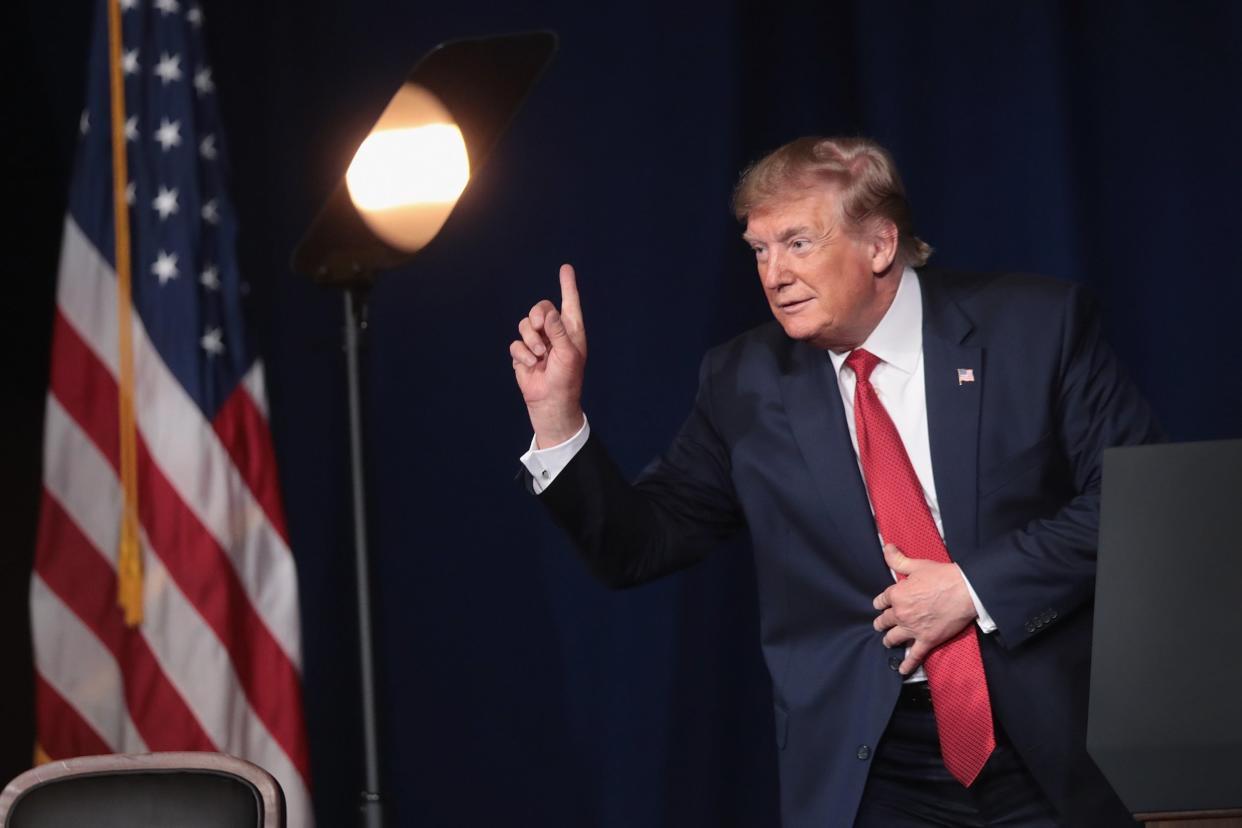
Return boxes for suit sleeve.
[958,285,1164,648]
[536,351,746,588]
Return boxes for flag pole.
[343,285,383,828]
[106,0,143,627]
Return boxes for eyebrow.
[742,225,815,245]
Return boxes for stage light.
[344,84,470,251]
[293,32,557,286]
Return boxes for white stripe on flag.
[242,360,271,420]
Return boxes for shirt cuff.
[519,416,590,494]
[958,567,998,633]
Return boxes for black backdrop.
[7,2,1241,826]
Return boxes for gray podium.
[1089,439,1242,826]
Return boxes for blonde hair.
[732,136,932,267]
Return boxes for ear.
[869,220,899,275]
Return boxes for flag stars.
[125,181,136,206]
[194,67,214,95]
[119,0,139,11]
[200,327,224,356]
[187,5,203,26]
[200,264,221,290]
[155,53,182,84]
[154,0,180,14]
[152,251,179,284]
[152,186,179,220]
[155,117,182,151]
[199,134,217,160]
[122,49,140,76]
[125,115,139,142]
[79,110,90,135]
[201,198,220,225]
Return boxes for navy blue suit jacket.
[539,270,1162,826]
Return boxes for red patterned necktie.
[845,347,995,787]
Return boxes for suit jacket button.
[1025,622,1037,633]
[857,745,871,760]
[888,655,902,671]
[1049,610,1058,620]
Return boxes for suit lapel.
[920,275,982,555]
[778,340,887,574]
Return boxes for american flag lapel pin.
[957,368,975,386]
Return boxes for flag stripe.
[34,674,114,759]
[31,576,148,755]
[36,494,217,752]
[41,394,312,819]
[47,310,311,780]
[213,376,290,543]
[55,217,302,664]
[242,361,271,420]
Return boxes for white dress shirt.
[520,268,995,675]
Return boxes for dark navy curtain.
[9,2,1240,825]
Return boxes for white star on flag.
[200,327,225,355]
[122,49,140,75]
[151,250,180,284]
[125,115,139,142]
[199,134,217,160]
[79,110,89,135]
[201,198,220,225]
[119,0,138,10]
[155,118,182,151]
[153,186,179,220]
[194,67,215,95]
[200,265,221,290]
[187,5,204,26]
[155,52,183,84]
[154,0,180,14]
[125,181,136,206]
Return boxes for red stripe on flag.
[48,312,120,469]
[34,672,114,759]
[213,381,290,543]
[35,493,217,752]
[49,310,312,781]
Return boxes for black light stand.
[291,33,556,828]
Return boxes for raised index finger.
[559,263,583,327]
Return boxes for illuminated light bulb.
[346,123,470,210]
[344,83,471,252]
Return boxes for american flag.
[32,1,312,824]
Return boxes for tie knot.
[845,348,881,383]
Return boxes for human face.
[743,189,898,352]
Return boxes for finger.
[873,585,893,611]
[545,308,570,344]
[900,641,933,675]
[873,608,898,632]
[883,543,916,575]
[883,626,915,648]
[510,340,538,368]
[529,299,556,332]
[559,263,583,328]
[517,317,548,357]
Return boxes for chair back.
[0,752,285,828]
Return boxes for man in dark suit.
[509,136,1161,826]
